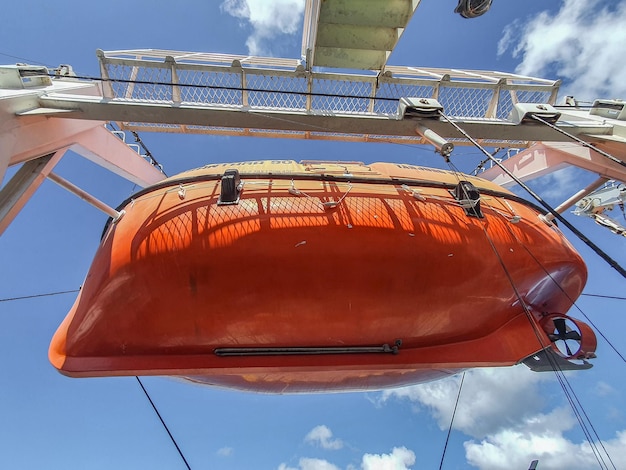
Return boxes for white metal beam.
[1,74,165,186]
[34,92,615,146]
[0,146,8,186]
[1,114,165,187]
[0,151,64,236]
[68,125,165,187]
[46,49,616,149]
[480,141,626,187]
[0,71,166,236]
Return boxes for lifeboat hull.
[50,161,588,393]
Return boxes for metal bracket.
[217,169,243,205]
[451,180,484,218]
[522,347,592,372]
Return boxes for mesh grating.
[102,59,556,120]
[439,86,493,118]
[496,90,554,119]
[309,78,371,113]
[177,69,242,105]
[247,74,308,110]
[375,83,434,114]
[98,51,561,145]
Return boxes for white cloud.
[361,447,416,470]
[216,446,233,457]
[498,0,626,101]
[305,425,344,450]
[221,0,305,55]
[279,447,417,470]
[278,458,341,470]
[465,416,626,470]
[382,366,546,438]
[595,381,617,397]
[529,166,585,202]
[380,366,626,470]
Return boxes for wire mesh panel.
[310,77,373,113]
[100,50,559,115]
[247,73,308,110]
[438,86,493,119]
[375,82,434,114]
[98,49,562,145]
[177,68,242,106]
[496,89,556,120]
[104,62,173,102]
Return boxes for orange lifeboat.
[49,160,597,392]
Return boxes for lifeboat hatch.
[214,340,403,357]
[217,169,242,205]
[452,180,484,218]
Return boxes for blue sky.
[1,1,626,469]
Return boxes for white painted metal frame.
[52,48,572,147]
[3,0,626,239]
[0,72,165,235]
[480,119,626,188]
[301,0,321,66]
[97,48,559,115]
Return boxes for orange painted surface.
[49,161,590,392]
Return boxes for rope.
[512,230,626,364]
[129,130,167,176]
[444,133,616,470]
[530,115,626,170]
[479,219,614,470]
[135,377,192,470]
[438,110,626,280]
[441,160,622,465]
[106,122,166,175]
[1,292,193,467]
[582,293,626,301]
[479,197,626,365]
[0,289,80,303]
[48,72,402,103]
[438,372,465,470]
[0,50,51,67]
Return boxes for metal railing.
[99,49,559,117]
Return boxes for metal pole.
[545,176,609,221]
[47,172,124,221]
